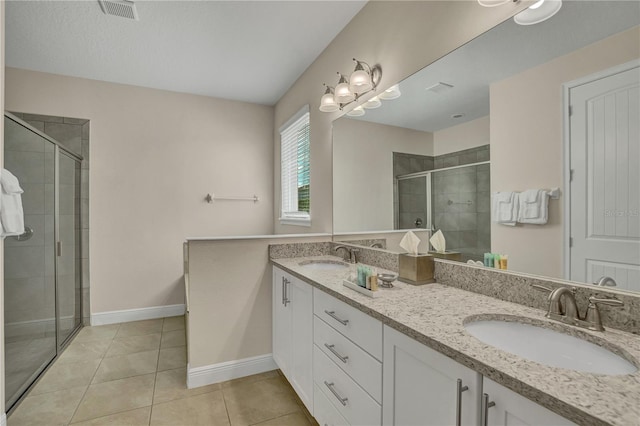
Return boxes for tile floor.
[8,316,317,426]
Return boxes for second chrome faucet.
[532,285,624,331]
[334,245,359,264]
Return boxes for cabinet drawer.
[314,383,349,426]
[314,315,382,403]
[314,345,381,426]
[313,288,382,360]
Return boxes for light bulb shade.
[378,84,401,100]
[346,106,365,117]
[335,82,355,103]
[363,96,381,109]
[349,69,373,94]
[514,0,561,25]
[319,92,339,112]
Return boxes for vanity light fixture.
[514,0,562,25]
[346,106,365,117]
[363,96,382,110]
[318,58,382,112]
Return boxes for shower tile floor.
[8,316,316,426]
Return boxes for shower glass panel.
[57,152,82,345]
[397,176,429,229]
[3,117,57,409]
[431,163,491,262]
[3,114,83,410]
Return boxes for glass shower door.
[57,151,82,346]
[3,116,57,409]
[397,175,430,229]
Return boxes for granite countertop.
[271,255,640,426]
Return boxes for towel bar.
[205,193,259,203]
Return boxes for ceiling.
[5,0,367,105]
[350,0,640,132]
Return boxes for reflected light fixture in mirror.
[477,0,512,7]
[378,84,401,100]
[346,105,365,117]
[363,96,382,109]
[514,0,562,25]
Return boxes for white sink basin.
[299,260,349,270]
[464,319,637,375]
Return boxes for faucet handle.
[584,296,624,331]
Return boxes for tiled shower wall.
[394,145,490,261]
[8,112,90,327]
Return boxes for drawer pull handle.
[324,343,349,363]
[324,310,349,326]
[283,277,290,306]
[456,379,469,426]
[324,381,348,406]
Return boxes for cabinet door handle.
[324,381,348,406]
[324,343,349,363]
[456,379,469,426]
[324,310,349,326]
[283,278,290,306]
[281,277,285,305]
[481,393,496,426]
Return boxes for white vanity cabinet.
[383,325,482,426]
[313,287,383,426]
[482,378,576,426]
[272,267,313,413]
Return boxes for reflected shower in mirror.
[332,1,640,292]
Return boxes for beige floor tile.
[58,340,111,364]
[153,367,221,404]
[8,385,87,426]
[223,377,301,426]
[160,329,186,349]
[73,324,120,343]
[162,316,185,332]
[157,346,186,371]
[70,406,151,426]
[221,370,279,388]
[115,319,163,338]
[251,411,311,426]
[150,390,229,426]
[105,333,161,358]
[92,350,159,384]
[31,359,101,395]
[71,373,155,423]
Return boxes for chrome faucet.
[532,284,624,331]
[594,276,617,287]
[334,245,359,264]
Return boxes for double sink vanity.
[269,243,640,426]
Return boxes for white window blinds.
[280,105,311,226]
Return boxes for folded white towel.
[492,191,519,226]
[518,189,548,225]
[1,169,25,237]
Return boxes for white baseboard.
[187,354,277,389]
[90,304,185,326]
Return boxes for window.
[280,105,311,226]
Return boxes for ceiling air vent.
[98,0,139,21]
[425,82,454,94]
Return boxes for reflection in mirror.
[332,1,640,292]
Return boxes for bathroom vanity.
[270,254,640,426]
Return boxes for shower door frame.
[3,112,84,411]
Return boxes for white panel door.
[570,65,640,291]
[290,278,314,414]
[272,267,292,376]
[382,326,480,426]
[483,378,576,426]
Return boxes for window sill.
[279,216,311,227]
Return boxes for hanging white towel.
[492,191,519,226]
[1,169,25,237]
[518,189,549,224]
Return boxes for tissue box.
[398,254,435,285]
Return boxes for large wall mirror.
[332,1,640,293]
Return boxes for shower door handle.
[57,241,62,257]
